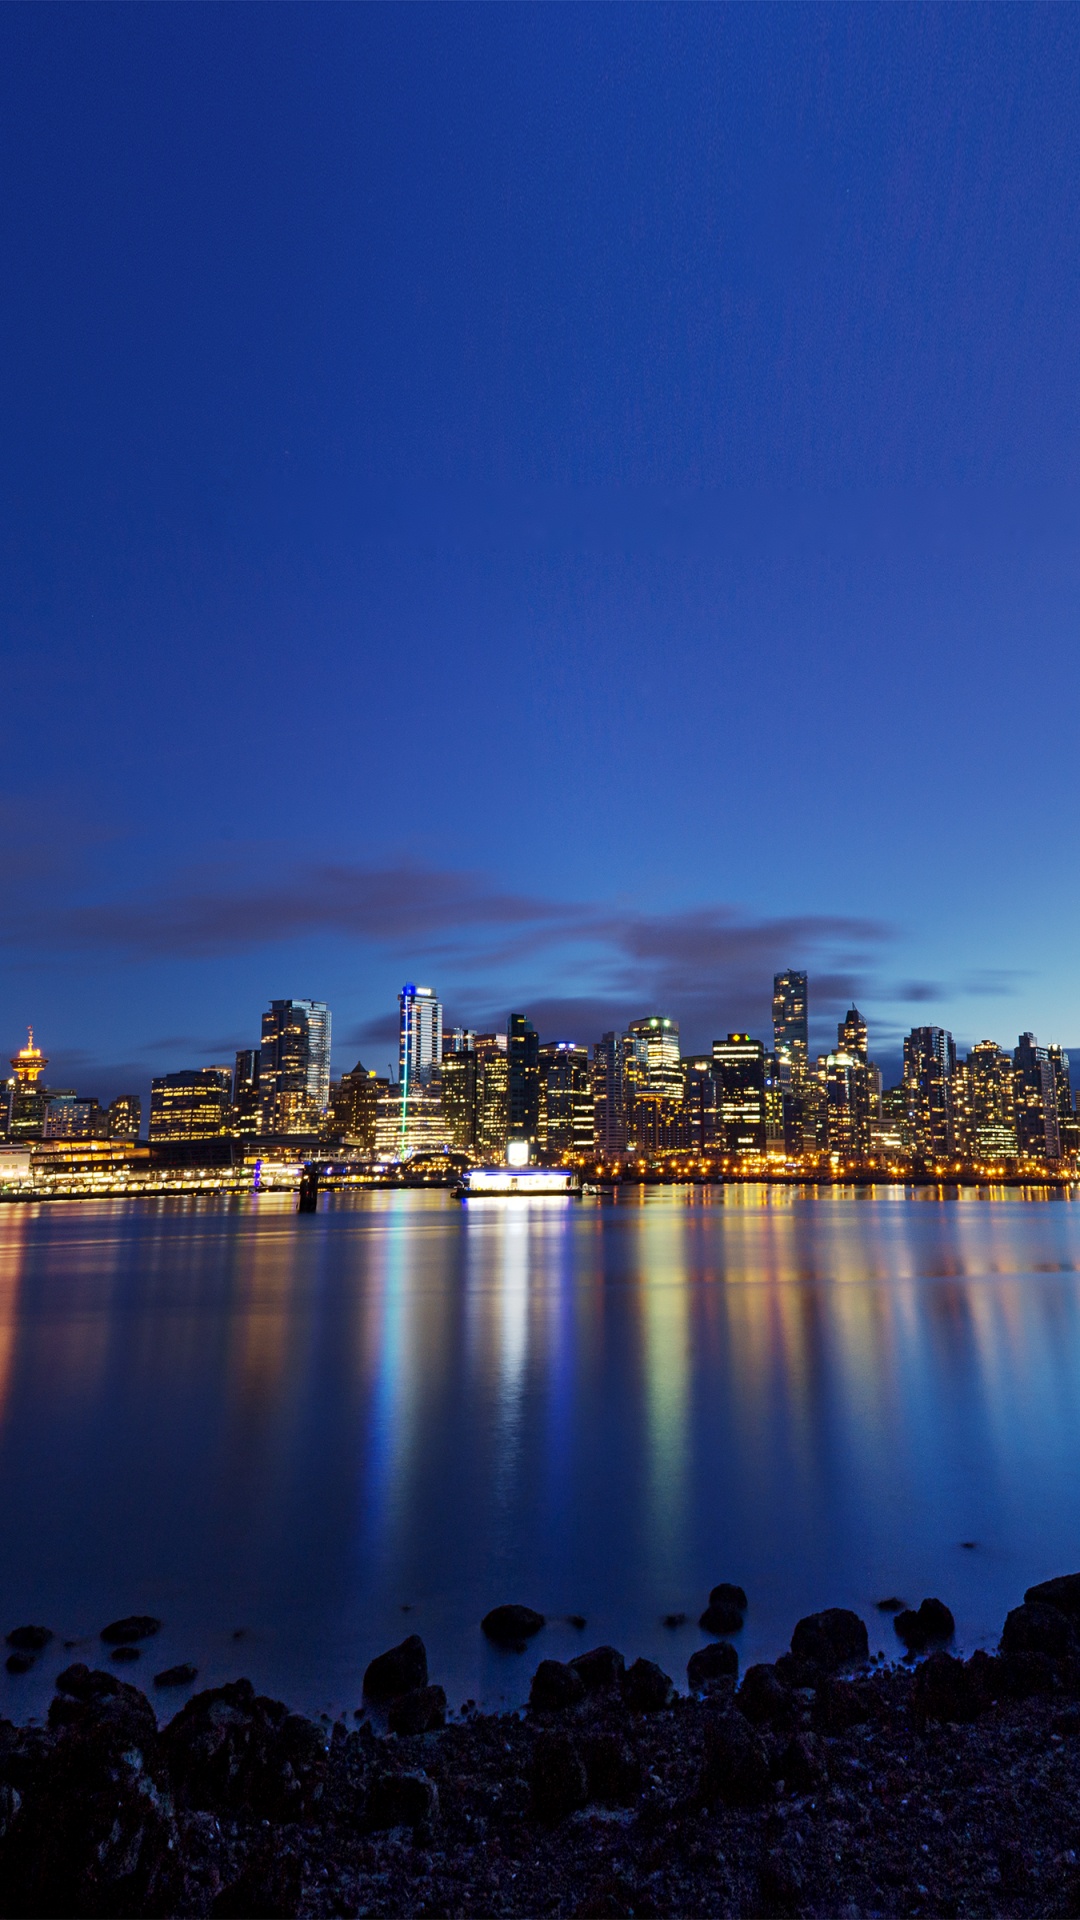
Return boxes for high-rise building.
[231,1049,262,1137]
[149,1068,232,1143]
[399,985,442,1092]
[963,1041,1016,1159]
[827,1008,875,1155]
[323,1062,379,1151]
[592,1032,627,1155]
[441,1045,479,1156]
[773,971,808,1074]
[508,1013,540,1151]
[476,1034,509,1162]
[838,1007,868,1060]
[1013,1033,1061,1163]
[107,1094,142,1141]
[260,1000,331,1136]
[903,1027,956,1160]
[538,1043,592,1160]
[6,1029,50,1141]
[1050,1047,1078,1160]
[43,1094,101,1139]
[712,1035,767,1153]
[683,1056,721,1153]
[627,1017,682,1101]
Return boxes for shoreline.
[3,1581,1080,1915]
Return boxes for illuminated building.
[538,1042,592,1159]
[475,1034,509,1162]
[107,1094,142,1140]
[508,1013,540,1154]
[712,1035,767,1153]
[827,1008,876,1155]
[399,984,442,1090]
[6,1028,49,1141]
[963,1040,1016,1158]
[624,1016,682,1152]
[231,1049,262,1137]
[838,1007,868,1060]
[683,1056,721,1152]
[260,1000,332,1135]
[871,1086,911,1157]
[773,971,808,1074]
[1013,1033,1060,1162]
[43,1094,102,1139]
[1050,1047,1078,1160]
[149,1068,232,1143]
[627,1017,682,1101]
[441,1044,479,1155]
[903,1026,956,1159]
[323,1062,379,1151]
[592,1032,627,1154]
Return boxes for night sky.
[3,3,1080,1102]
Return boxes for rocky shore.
[4,1580,1080,1916]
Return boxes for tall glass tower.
[397,984,444,1161]
[772,970,808,1074]
[260,999,332,1135]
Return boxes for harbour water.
[1,1185,1079,1723]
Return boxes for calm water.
[0,1185,1079,1723]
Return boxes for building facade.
[149,1068,232,1143]
[903,1026,957,1160]
[260,1000,332,1136]
[508,1013,540,1151]
[1013,1033,1061,1163]
[712,1034,767,1154]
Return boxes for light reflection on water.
[0,1186,1079,1720]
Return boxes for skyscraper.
[398,984,442,1092]
[538,1043,592,1160]
[5,1029,50,1141]
[476,1033,509,1161]
[149,1068,232,1142]
[323,1062,379,1151]
[1050,1046,1078,1159]
[903,1027,956,1160]
[508,1013,540,1151]
[773,971,808,1074]
[1013,1033,1061,1162]
[260,1000,332,1135]
[231,1048,262,1137]
[107,1094,142,1141]
[441,1045,479,1156]
[712,1035,767,1153]
[592,1032,627,1155]
[964,1040,1016,1158]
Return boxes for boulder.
[56,1664,121,1700]
[662,1612,687,1628]
[709,1582,748,1612]
[366,1769,438,1830]
[481,1604,545,1649]
[700,1711,773,1806]
[387,1684,447,1735]
[777,1730,828,1793]
[529,1659,585,1713]
[100,1615,161,1645]
[687,1641,739,1691]
[4,1654,32,1676]
[622,1656,672,1712]
[5,1627,52,1654]
[528,1731,588,1821]
[996,1649,1058,1698]
[1025,1572,1080,1619]
[894,1597,955,1651]
[789,1608,868,1674]
[1001,1601,1075,1658]
[912,1651,989,1725]
[699,1600,745,1635]
[210,1839,302,1919]
[875,1596,905,1612]
[362,1634,428,1703]
[153,1664,198,1689]
[161,1680,327,1819]
[737,1663,795,1728]
[581,1731,642,1806]
[570,1645,625,1694]
[811,1675,874,1733]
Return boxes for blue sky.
[2,3,1080,1100]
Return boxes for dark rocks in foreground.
[5,1627,52,1654]
[100,1614,162,1645]
[362,1634,428,1703]
[480,1604,545,1648]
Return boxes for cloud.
[893,979,944,1003]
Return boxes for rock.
[211,1839,302,1918]
[622,1656,672,1711]
[366,1768,439,1829]
[4,1654,32,1676]
[912,1651,989,1724]
[565,1613,587,1629]
[528,1730,588,1821]
[111,1645,141,1663]
[687,1640,739,1691]
[700,1710,773,1806]
[5,1627,52,1653]
[56,1664,121,1700]
[362,1634,428,1702]
[481,1604,545,1648]
[811,1674,875,1732]
[154,1664,198,1688]
[387,1684,447,1735]
[699,1600,745,1635]
[737,1663,795,1728]
[581,1731,642,1806]
[789,1607,868,1674]
[875,1596,906,1612]
[100,1615,161,1645]
[529,1659,585,1712]
[709,1582,748,1612]
[894,1596,955,1651]
[1025,1571,1080,1619]
[778,1730,829,1793]
[162,1679,327,1819]
[760,1846,805,1916]
[1002,1600,1075,1658]
[996,1649,1058,1698]
[662,1612,687,1628]
[570,1645,625,1694]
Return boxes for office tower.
[107,1094,142,1140]
[627,1017,682,1101]
[829,1008,875,1155]
[476,1034,509,1161]
[1049,1047,1078,1159]
[260,1000,332,1135]
[43,1094,101,1140]
[773,971,808,1074]
[683,1056,721,1153]
[711,1035,767,1153]
[441,1044,479,1155]
[231,1049,262,1137]
[323,1063,379,1151]
[838,1007,868,1060]
[6,1029,50,1141]
[873,1084,912,1157]
[964,1040,1016,1158]
[508,1013,540,1150]
[903,1027,957,1159]
[538,1043,592,1160]
[399,984,443,1092]
[592,1032,627,1155]
[149,1068,232,1142]
[763,1052,786,1149]
[1013,1033,1061,1162]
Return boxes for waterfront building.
[1050,1047,1078,1159]
[43,1094,102,1139]
[627,1017,682,1102]
[538,1043,592,1159]
[1013,1033,1061,1163]
[838,1007,868,1060]
[773,970,808,1075]
[107,1094,142,1140]
[6,1029,50,1141]
[763,1052,787,1149]
[712,1035,767,1154]
[824,1051,860,1157]
[903,1027,956,1160]
[476,1035,509,1162]
[871,1086,911,1158]
[592,1032,627,1155]
[683,1056,721,1153]
[323,1063,379,1151]
[399,984,442,1091]
[441,1045,479,1155]
[149,1068,232,1143]
[230,1049,262,1137]
[963,1040,1017,1158]
[260,999,332,1135]
[508,1013,540,1153]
